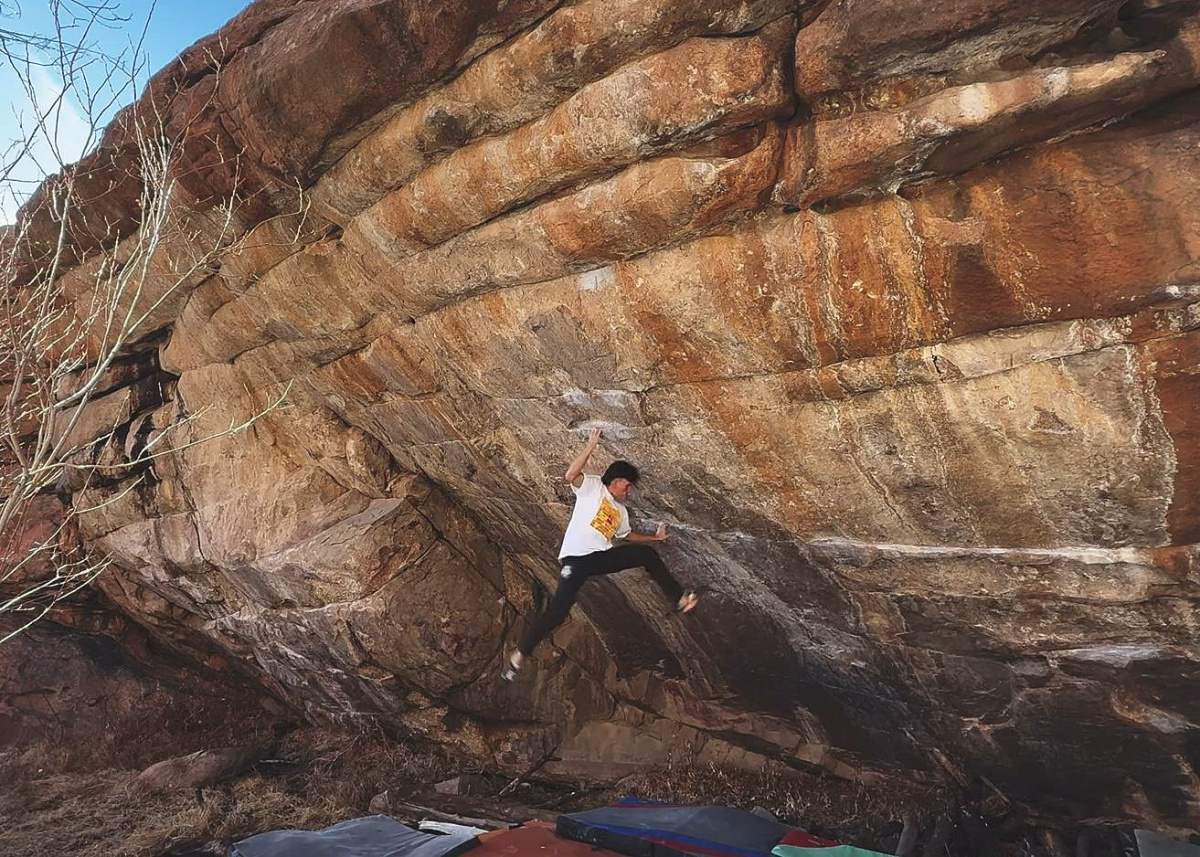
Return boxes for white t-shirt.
[558,474,631,559]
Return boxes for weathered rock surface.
[777,20,1200,207]
[10,0,1200,833]
[0,605,280,766]
[793,0,1129,107]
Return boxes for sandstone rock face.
[15,0,1200,831]
[0,608,278,766]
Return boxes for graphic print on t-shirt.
[590,497,621,539]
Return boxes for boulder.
[9,0,1200,832]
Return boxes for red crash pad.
[475,822,624,856]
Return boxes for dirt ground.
[0,727,458,857]
[0,725,1138,857]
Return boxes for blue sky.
[1,1,250,221]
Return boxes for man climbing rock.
[502,428,699,681]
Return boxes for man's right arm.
[565,428,602,488]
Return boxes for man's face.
[608,477,635,501]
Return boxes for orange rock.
[8,0,1200,833]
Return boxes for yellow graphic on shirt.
[590,497,622,539]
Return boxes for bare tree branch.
[0,2,299,644]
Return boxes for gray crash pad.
[1136,830,1200,857]
[230,814,478,857]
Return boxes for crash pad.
[772,847,893,857]
[230,814,478,857]
[473,821,626,856]
[771,829,892,857]
[557,797,795,857]
[775,831,839,848]
[1135,829,1200,857]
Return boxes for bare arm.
[565,428,602,487]
[624,523,668,543]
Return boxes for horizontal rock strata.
[11,0,1200,831]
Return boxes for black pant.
[516,544,683,657]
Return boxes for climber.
[502,428,699,681]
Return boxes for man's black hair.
[602,460,640,486]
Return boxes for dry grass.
[0,728,461,857]
[0,730,941,856]
[1,723,960,857]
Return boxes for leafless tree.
[0,1,293,644]
[1,1,149,198]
